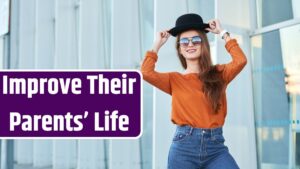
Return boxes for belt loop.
[211,129,213,137]
[189,126,193,135]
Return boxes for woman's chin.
[184,55,200,60]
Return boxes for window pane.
[251,30,290,169]
[280,24,300,168]
[256,0,293,28]
[292,0,300,18]
[218,0,250,29]
[252,23,300,168]
[297,133,300,166]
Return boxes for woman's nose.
[188,40,194,47]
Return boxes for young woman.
[141,13,247,169]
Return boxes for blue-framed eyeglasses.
[179,36,202,47]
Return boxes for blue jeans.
[168,125,239,169]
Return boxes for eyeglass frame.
[178,36,202,48]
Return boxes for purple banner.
[0,70,142,138]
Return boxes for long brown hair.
[176,30,225,114]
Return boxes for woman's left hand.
[205,19,224,34]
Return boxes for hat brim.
[168,23,210,36]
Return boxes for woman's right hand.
[152,30,170,53]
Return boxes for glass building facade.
[0,0,299,169]
[251,0,300,168]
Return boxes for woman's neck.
[184,59,200,74]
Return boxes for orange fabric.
[141,39,247,128]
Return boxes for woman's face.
[179,30,202,60]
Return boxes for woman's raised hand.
[152,30,170,53]
[205,19,224,34]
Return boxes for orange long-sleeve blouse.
[141,39,247,128]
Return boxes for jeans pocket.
[212,134,225,144]
[172,131,189,142]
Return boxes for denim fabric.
[168,125,239,169]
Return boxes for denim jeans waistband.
[175,124,223,136]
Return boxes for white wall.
[10,0,109,168]
[217,1,257,169]
[110,0,142,168]
[216,32,257,169]
[154,0,187,168]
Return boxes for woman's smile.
[186,48,197,53]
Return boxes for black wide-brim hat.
[168,13,210,37]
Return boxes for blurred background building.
[0,0,299,169]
